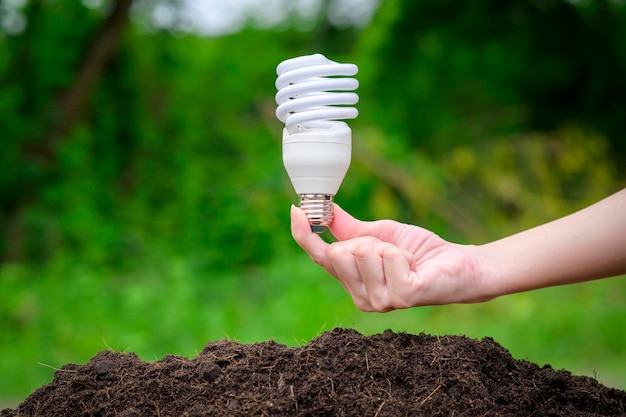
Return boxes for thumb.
[330,204,407,246]
[329,204,368,241]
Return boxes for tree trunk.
[2,0,134,263]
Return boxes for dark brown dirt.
[2,328,625,416]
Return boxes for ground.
[2,328,625,416]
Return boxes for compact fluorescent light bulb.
[275,54,359,233]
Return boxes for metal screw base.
[298,194,334,234]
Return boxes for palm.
[366,220,484,305]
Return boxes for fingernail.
[290,204,297,225]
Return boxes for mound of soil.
[2,328,625,416]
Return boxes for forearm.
[475,188,626,298]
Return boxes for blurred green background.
[1,0,626,406]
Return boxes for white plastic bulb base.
[283,123,351,233]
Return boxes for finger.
[383,247,418,309]
[327,236,386,292]
[354,243,415,311]
[328,204,368,241]
[330,204,405,244]
[354,242,392,312]
[326,240,378,312]
[291,205,333,272]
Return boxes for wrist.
[467,241,523,301]
[448,243,503,304]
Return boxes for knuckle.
[371,298,394,313]
[382,246,401,259]
[309,254,324,267]
[326,242,344,261]
[353,298,374,312]
[389,295,412,310]
[354,242,373,259]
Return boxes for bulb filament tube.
[275,54,358,133]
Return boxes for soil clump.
[2,328,625,416]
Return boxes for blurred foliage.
[1,0,625,403]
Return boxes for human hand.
[291,205,489,311]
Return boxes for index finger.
[290,205,334,272]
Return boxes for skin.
[291,188,626,312]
